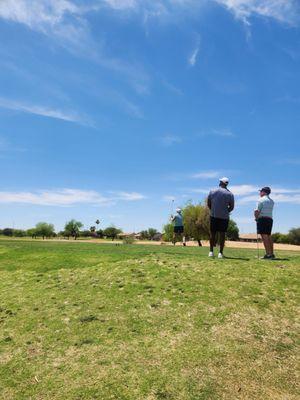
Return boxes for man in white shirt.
[254,186,275,259]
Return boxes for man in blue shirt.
[171,208,186,246]
[254,186,275,259]
[207,177,235,258]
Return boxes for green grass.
[0,240,299,400]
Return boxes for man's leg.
[219,232,226,254]
[268,235,274,255]
[210,231,216,252]
[172,232,176,245]
[261,234,271,255]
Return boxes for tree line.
[0,220,124,240]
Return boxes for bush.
[288,228,300,245]
[226,220,239,241]
[103,226,122,240]
[162,223,174,242]
[123,236,135,245]
[2,228,13,236]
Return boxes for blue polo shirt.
[173,213,183,227]
[208,187,235,220]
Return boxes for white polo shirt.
[256,195,274,218]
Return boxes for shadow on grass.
[223,256,251,261]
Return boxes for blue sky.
[0,0,300,234]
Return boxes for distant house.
[118,232,136,238]
[239,233,262,243]
[152,232,162,241]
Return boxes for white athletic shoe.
[208,251,214,258]
[218,253,224,259]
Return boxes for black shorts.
[257,218,273,235]
[174,226,184,234]
[210,217,229,233]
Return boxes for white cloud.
[188,45,200,67]
[0,97,90,125]
[103,0,137,10]
[215,0,300,26]
[186,184,300,205]
[198,129,236,138]
[0,1,150,93]
[230,184,258,195]
[191,171,220,179]
[239,193,300,204]
[0,188,146,206]
[112,191,146,201]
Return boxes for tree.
[272,232,290,244]
[35,222,55,239]
[97,229,104,238]
[226,220,239,241]
[162,223,174,242]
[182,203,210,246]
[80,230,92,238]
[13,229,26,237]
[103,226,122,240]
[139,230,149,240]
[288,227,300,245]
[148,228,158,240]
[2,228,13,237]
[64,220,83,240]
[27,228,37,238]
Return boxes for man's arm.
[228,194,234,213]
[254,201,262,220]
[207,193,212,210]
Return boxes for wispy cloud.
[186,184,300,205]
[278,157,300,166]
[188,45,200,67]
[101,0,300,26]
[111,191,146,201]
[0,97,90,125]
[215,0,300,26]
[199,128,236,138]
[0,1,150,94]
[159,135,182,146]
[0,188,146,207]
[190,171,220,179]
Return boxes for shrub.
[123,236,135,245]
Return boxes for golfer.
[207,177,235,258]
[171,208,186,246]
[254,186,275,259]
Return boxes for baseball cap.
[219,177,229,185]
[259,186,271,195]
[176,208,182,213]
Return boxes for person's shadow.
[222,256,250,261]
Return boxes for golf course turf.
[0,240,299,399]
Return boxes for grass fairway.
[0,240,299,400]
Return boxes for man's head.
[219,177,229,188]
[176,207,182,214]
[259,186,271,197]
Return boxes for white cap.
[220,177,229,185]
[176,208,182,213]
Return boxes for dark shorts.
[257,218,273,235]
[210,217,229,233]
[174,226,184,234]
